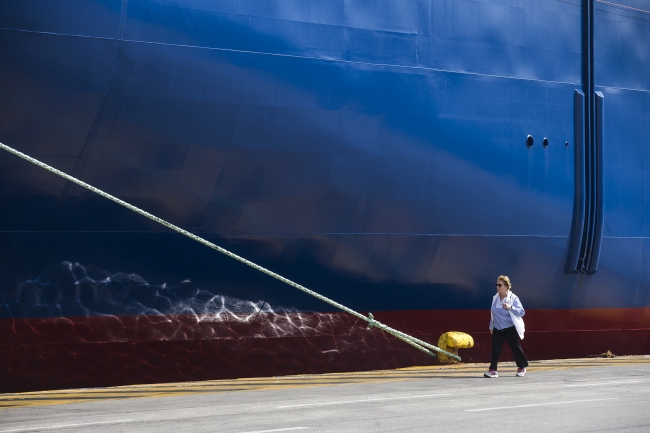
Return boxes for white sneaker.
[516,368,526,377]
[484,370,498,378]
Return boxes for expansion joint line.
[0,141,460,362]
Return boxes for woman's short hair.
[497,275,512,290]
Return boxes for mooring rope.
[0,141,460,362]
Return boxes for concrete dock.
[1,357,649,432]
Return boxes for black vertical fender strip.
[566,90,587,274]
[587,91,604,274]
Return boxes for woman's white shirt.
[489,292,526,339]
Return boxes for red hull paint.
[1,308,649,393]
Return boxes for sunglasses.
[495,283,504,287]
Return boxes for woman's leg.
[489,329,506,371]
[503,326,529,368]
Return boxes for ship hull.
[1,0,650,392]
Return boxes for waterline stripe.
[466,398,619,412]
[277,393,449,408]
[0,419,134,432]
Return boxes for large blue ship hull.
[1,0,649,392]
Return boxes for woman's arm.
[509,296,525,317]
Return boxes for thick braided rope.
[0,141,460,362]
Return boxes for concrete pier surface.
[1,357,649,432]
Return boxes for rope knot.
[367,312,375,330]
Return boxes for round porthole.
[526,135,534,148]
[543,137,549,148]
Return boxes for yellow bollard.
[437,332,474,364]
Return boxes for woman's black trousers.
[490,325,529,370]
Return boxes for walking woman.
[484,275,529,377]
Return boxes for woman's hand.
[502,303,511,310]
[490,329,493,335]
